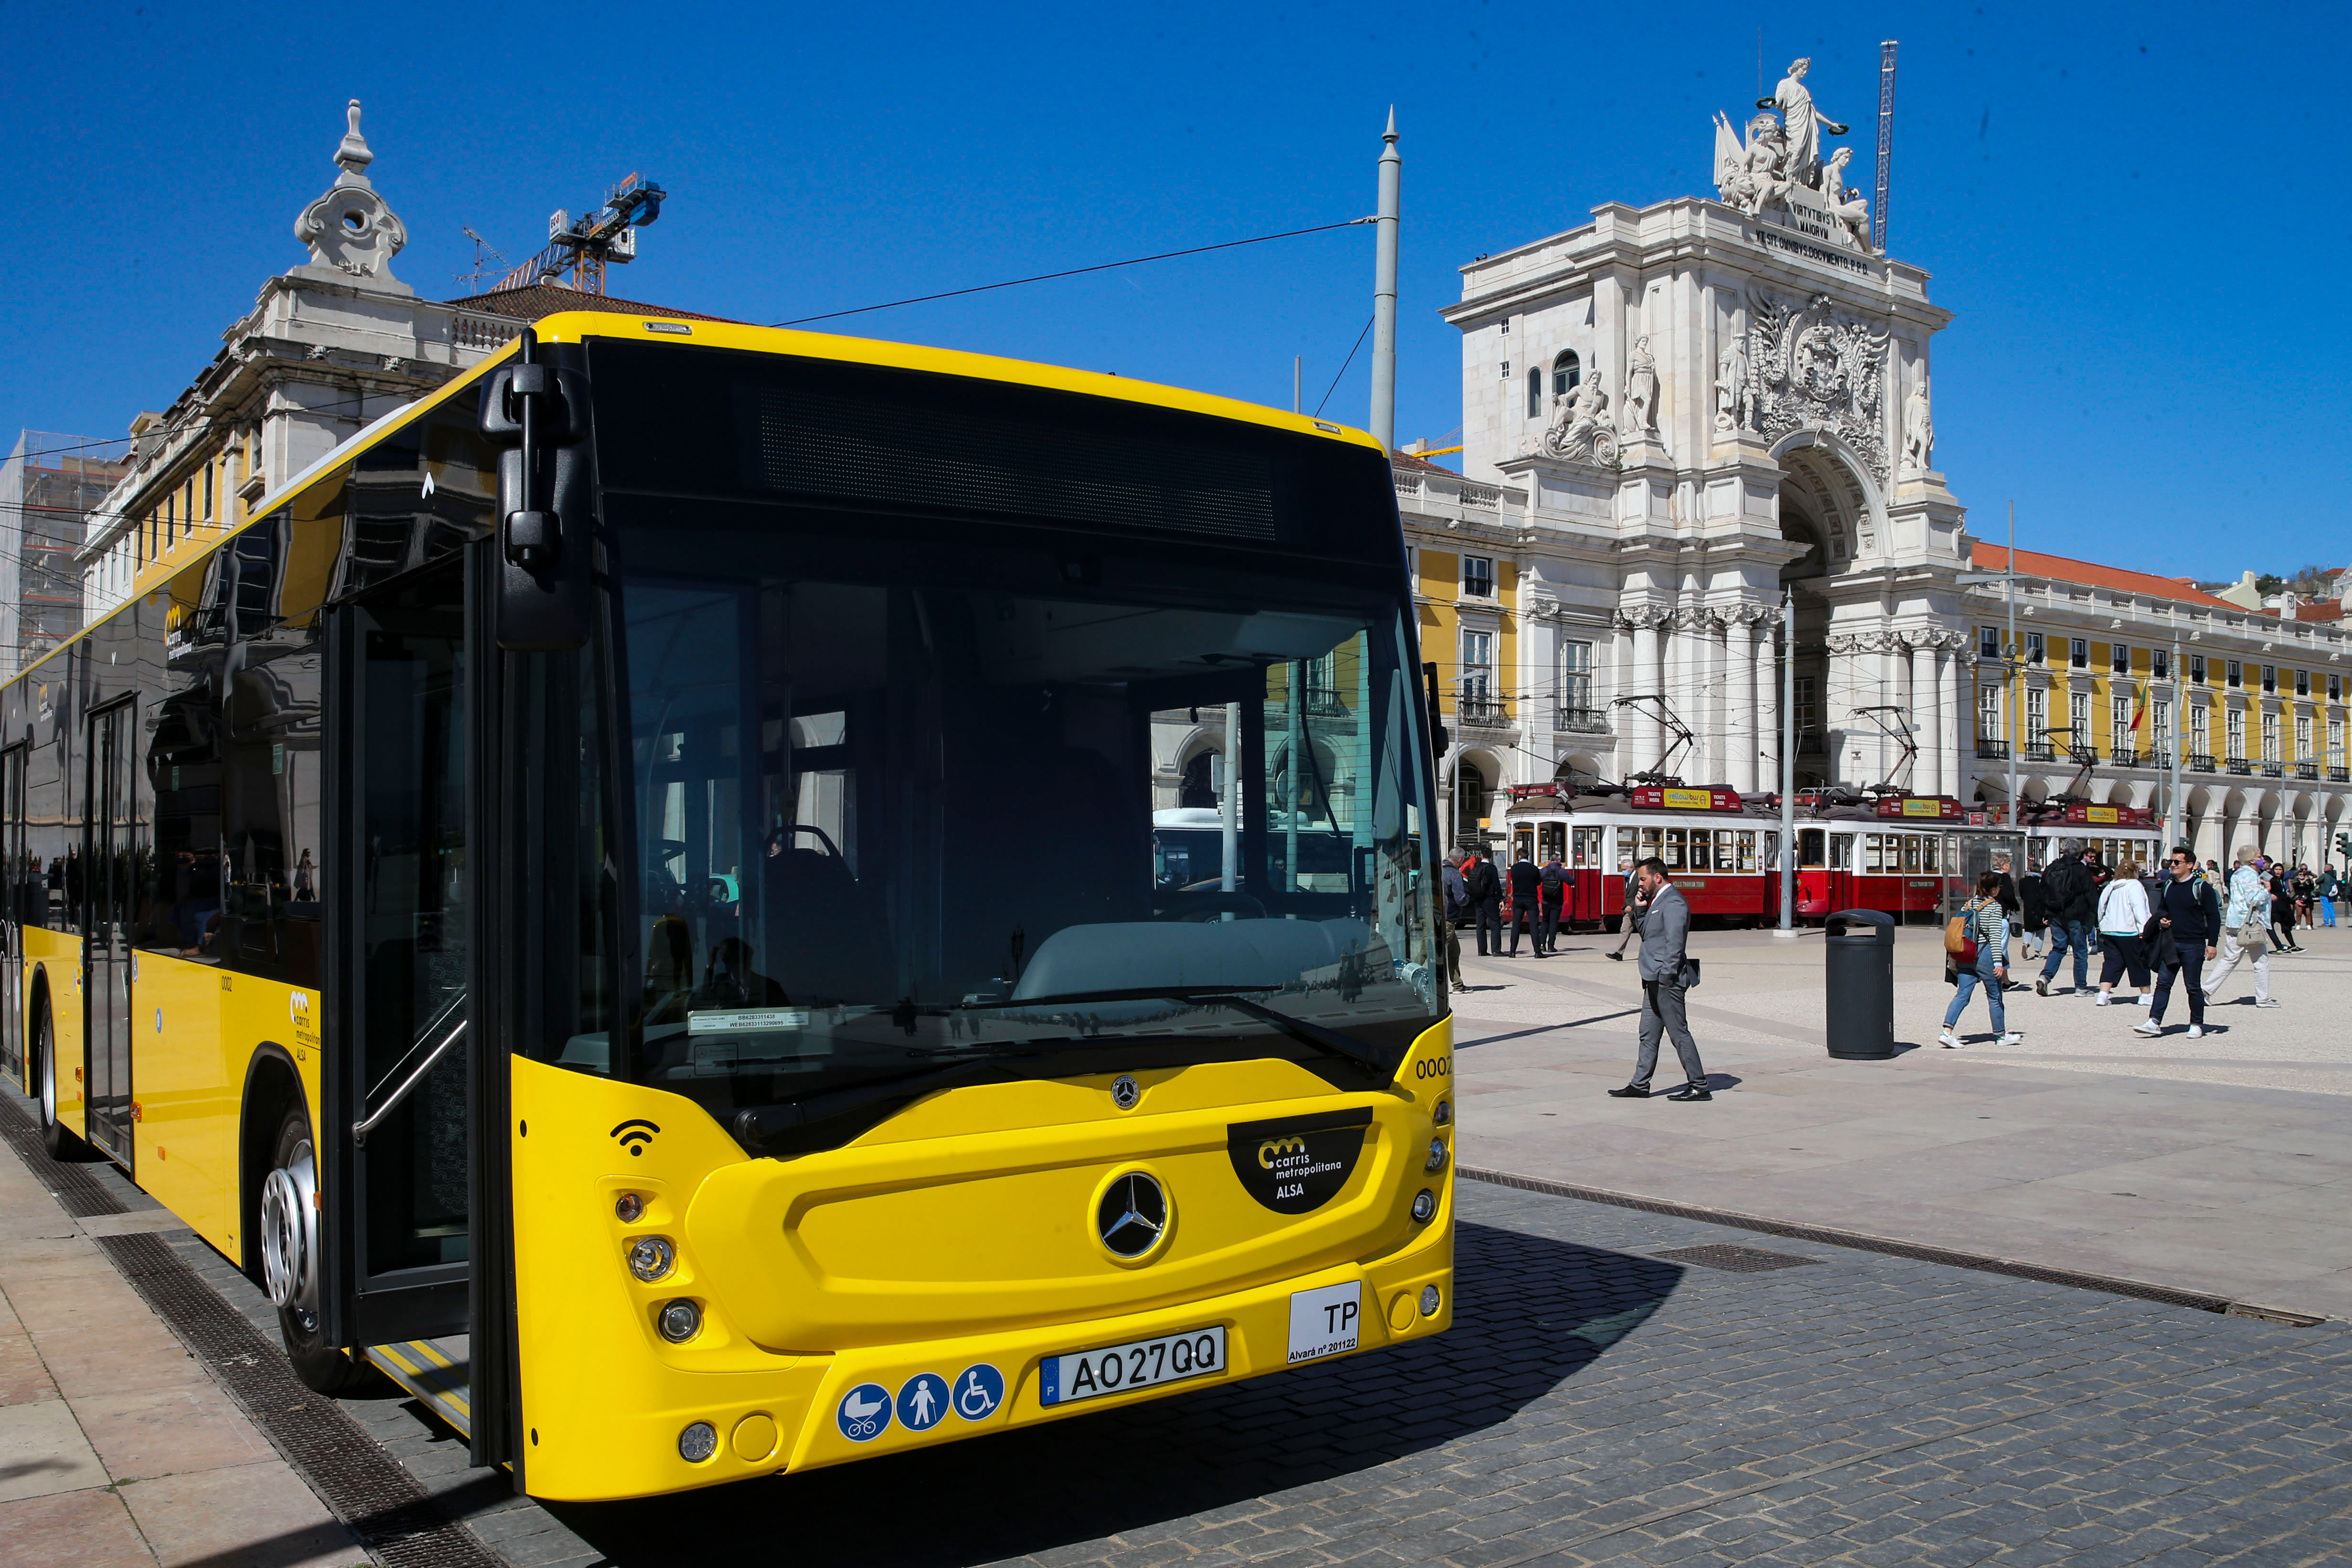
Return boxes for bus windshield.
[571,511,1441,1132]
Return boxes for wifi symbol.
[610,1120,660,1156]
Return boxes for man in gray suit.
[1609,857,1711,1102]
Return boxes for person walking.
[2094,860,2152,1006]
[1535,853,1569,955]
[1939,872,2024,1048]
[2200,844,2279,1010]
[2270,863,2304,953]
[2017,858,2049,962]
[1506,850,1540,956]
[1440,851,1468,981]
[2138,846,2223,1038]
[1466,848,1503,957]
[2036,840,2097,995]
[2320,864,2340,929]
[1989,851,2021,917]
[1608,858,1711,1102]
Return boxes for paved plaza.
[1451,915,2352,1322]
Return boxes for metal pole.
[1778,585,1797,935]
[1369,108,1401,450]
[1220,702,1240,892]
[2006,501,2018,840]
[2168,630,2183,851]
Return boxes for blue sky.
[3,0,2342,580]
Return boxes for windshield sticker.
[688,1008,813,1035]
[1226,1108,1373,1214]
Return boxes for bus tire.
[32,996,89,1162]
[261,1102,371,1396]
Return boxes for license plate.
[1038,1325,1225,1406]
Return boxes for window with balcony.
[1979,625,2001,660]
[2331,673,2343,703]
[2226,707,2245,759]
[1461,555,1495,600]
[1556,639,1597,730]
[2227,660,2243,688]
[2111,642,2131,674]
[2070,691,2092,756]
[2026,686,2048,748]
[2152,648,2170,680]
[2153,698,2171,751]
[2069,638,2088,669]
[2111,694,2133,756]
[1460,629,1498,723]
[1978,683,2002,740]
[2191,654,2206,685]
[2261,664,2276,694]
[2295,669,2309,698]
[2026,631,2045,665]
[2192,702,2210,757]
[2263,714,2280,762]
[2296,714,2312,758]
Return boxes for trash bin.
[1824,907,1896,1060]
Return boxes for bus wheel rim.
[259,1139,318,1312]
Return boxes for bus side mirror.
[480,332,594,651]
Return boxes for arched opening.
[1526,367,1543,420]
[1453,757,1490,847]
[1552,350,1580,399]
[1177,747,1219,809]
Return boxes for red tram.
[1496,784,2164,930]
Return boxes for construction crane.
[1873,40,1898,253]
[455,226,508,288]
[491,172,667,295]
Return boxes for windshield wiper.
[962,986,1399,1080]
[731,1057,1013,1146]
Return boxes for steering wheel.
[1156,891,1267,922]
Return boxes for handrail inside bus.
[353,1011,468,1148]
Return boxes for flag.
[2129,687,2148,734]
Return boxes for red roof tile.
[1391,448,1455,474]
[446,284,738,323]
[1967,544,2245,612]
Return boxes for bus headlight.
[1411,1189,1437,1223]
[614,1192,644,1223]
[658,1300,702,1343]
[627,1236,676,1281]
[678,1421,717,1462]
[1432,1100,1453,1126]
[1421,1284,1441,1316]
[1425,1137,1449,1173]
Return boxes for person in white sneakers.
[1940,872,2025,1048]
[2202,844,2280,1010]
[2138,847,2221,1039]
[2094,859,2152,1006]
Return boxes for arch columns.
[1908,635,1940,798]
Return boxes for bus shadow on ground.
[550,1222,1683,1568]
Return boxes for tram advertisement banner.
[1634,786,1741,811]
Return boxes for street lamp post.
[1777,584,1796,936]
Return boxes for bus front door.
[321,558,472,1364]
[82,699,136,1164]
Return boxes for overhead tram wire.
[769,217,1376,329]
[1314,317,1375,418]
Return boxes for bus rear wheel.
[261,1103,371,1395]
[32,1000,88,1161]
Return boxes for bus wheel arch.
[27,970,86,1160]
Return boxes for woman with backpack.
[2094,860,2152,1006]
[1940,871,2024,1049]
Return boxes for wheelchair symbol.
[952,1362,1005,1421]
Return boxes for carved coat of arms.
[1747,291,1889,483]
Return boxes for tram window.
[1686,829,1711,871]
[1798,829,1825,869]
[1639,827,1662,868]
[1763,831,1778,871]
[1661,827,1688,870]
[1830,834,1853,870]
[1512,827,1533,864]
[1903,835,1922,874]
[1862,834,1882,874]
[1538,822,1565,863]
[1572,826,1603,867]
[1616,827,1638,871]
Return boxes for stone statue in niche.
[1902,375,1934,474]
[1757,57,1848,189]
[1715,332,1751,432]
[1622,336,1660,437]
[1713,112,1791,217]
[1821,148,1874,251]
[1540,373,1618,467]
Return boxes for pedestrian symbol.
[897,1372,950,1431]
[951,1362,1005,1421]
[835,1383,893,1443]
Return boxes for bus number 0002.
[1413,1056,1451,1079]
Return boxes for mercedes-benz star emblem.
[1095,1172,1168,1259]
[1111,1075,1140,1110]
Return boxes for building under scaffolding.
[0,432,129,682]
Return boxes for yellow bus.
[10,313,1454,1499]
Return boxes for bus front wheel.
[32,1000,88,1161]
[262,1103,371,1395]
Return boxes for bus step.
[364,1336,472,1439]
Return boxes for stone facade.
[79,103,520,621]
[1414,89,2351,868]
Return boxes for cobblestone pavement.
[544,1179,2352,1568]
